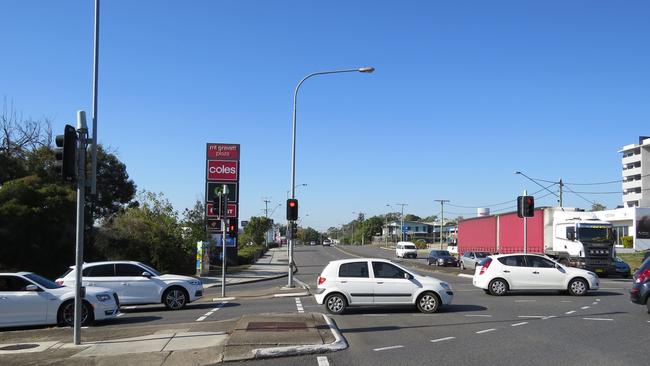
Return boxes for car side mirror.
[25,284,39,291]
[142,272,152,278]
[404,273,413,280]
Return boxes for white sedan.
[0,272,119,328]
[472,254,599,296]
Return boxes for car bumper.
[92,301,119,321]
[630,285,648,304]
[314,289,327,305]
[189,285,204,302]
[472,275,489,290]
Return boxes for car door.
[115,263,161,304]
[0,275,49,326]
[465,252,476,268]
[496,255,529,290]
[525,256,566,289]
[371,261,419,304]
[82,263,121,298]
[336,261,373,305]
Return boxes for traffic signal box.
[212,193,228,219]
[287,222,298,239]
[287,199,298,221]
[227,218,238,238]
[517,195,535,218]
[54,124,78,182]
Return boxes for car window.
[404,245,416,250]
[469,253,475,259]
[116,263,146,276]
[83,264,115,277]
[475,252,489,258]
[0,275,31,291]
[139,263,161,276]
[338,262,369,278]
[372,262,407,279]
[498,255,526,267]
[24,273,61,289]
[440,251,451,256]
[525,256,555,268]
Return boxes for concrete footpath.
[0,312,344,365]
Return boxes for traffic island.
[222,312,344,362]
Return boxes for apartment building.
[619,136,650,207]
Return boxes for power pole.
[263,199,270,247]
[394,203,407,241]
[435,200,450,249]
[559,178,563,208]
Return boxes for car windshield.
[433,251,451,256]
[139,263,161,276]
[404,245,416,249]
[577,226,612,243]
[24,273,63,289]
[475,252,489,258]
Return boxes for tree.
[243,216,272,245]
[591,203,606,212]
[360,216,384,243]
[90,146,137,221]
[403,214,421,222]
[422,215,438,222]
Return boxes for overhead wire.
[446,183,557,209]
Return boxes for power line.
[446,183,557,209]
[563,185,596,206]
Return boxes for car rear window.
[339,262,369,278]
[498,255,526,267]
[404,245,416,250]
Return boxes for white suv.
[57,261,203,310]
[314,258,453,314]
[472,254,599,296]
[396,242,418,258]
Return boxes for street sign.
[207,143,239,160]
[207,160,238,181]
[241,220,249,227]
[206,182,237,202]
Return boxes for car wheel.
[417,292,440,313]
[646,299,650,314]
[427,259,431,265]
[568,278,588,296]
[325,293,347,315]
[59,300,93,327]
[163,287,189,310]
[488,279,508,296]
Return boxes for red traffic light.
[287,199,298,221]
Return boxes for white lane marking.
[274,292,309,298]
[317,356,330,366]
[542,316,556,320]
[514,300,536,302]
[364,314,388,317]
[295,297,304,313]
[565,311,576,315]
[581,306,590,310]
[518,315,545,318]
[465,314,492,317]
[430,337,455,343]
[212,297,236,301]
[116,313,125,317]
[373,345,404,351]
[595,299,601,302]
[511,322,528,327]
[582,317,613,321]
[476,328,496,334]
[560,300,573,303]
[457,274,474,279]
[122,306,137,310]
[195,301,228,322]
[592,302,598,305]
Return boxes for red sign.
[207,143,239,160]
[206,203,238,218]
[207,160,238,181]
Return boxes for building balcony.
[622,180,642,191]
[624,192,642,203]
[622,166,642,177]
[622,154,642,166]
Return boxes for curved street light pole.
[287,67,374,288]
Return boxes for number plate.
[595,269,604,273]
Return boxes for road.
[2,244,647,365]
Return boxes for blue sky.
[2,1,649,230]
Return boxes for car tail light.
[55,279,64,285]
[635,269,650,284]
[479,258,492,275]
[318,276,326,285]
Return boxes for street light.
[287,183,308,199]
[514,171,562,206]
[286,67,374,288]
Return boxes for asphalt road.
[2,244,647,366]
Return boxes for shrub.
[414,239,427,249]
[237,244,266,265]
[621,236,633,249]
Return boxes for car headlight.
[187,280,202,286]
[587,272,597,277]
[440,282,451,290]
[96,294,111,302]
[438,258,445,262]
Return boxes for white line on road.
[295,297,304,314]
[274,292,309,298]
[317,356,330,366]
[565,311,576,315]
[517,315,545,318]
[542,316,557,320]
[511,322,528,327]
[373,345,404,351]
[364,314,388,317]
[595,299,601,302]
[581,306,590,310]
[560,300,573,303]
[465,315,492,317]
[122,306,137,310]
[212,297,236,302]
[476,328,496,334]
[457,274,474,279]
[582,317,613,321]
[116,313,125,317]
[430,337,455,343]
[514,300,536,302]
[592,302,598,305]
[196,301,228,322]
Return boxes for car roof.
[488,253,550,259]
[326,258,393,265]
[69,260,144,269]
[0,272,33,276]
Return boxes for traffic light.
[54,124,78,182]
[291,222,298,238]
[517,195,535,218]
[287,199,298,221]
[213,193,228,218]
[227,218,238,238]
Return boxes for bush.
[237,244,266,265]
[621,236,633,249]
[267,242,279,249]
[414,239,428,249]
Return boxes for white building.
[572,207,650,251]
[619,136,650,207]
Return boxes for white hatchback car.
[472,254,599,296]
[0,272,118,328]
[314,258,453,314]
[395,242,418,259]
[57,261,203,310]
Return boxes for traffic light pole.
[73,112,88,346]
[221,185,228,298]
[523,190,528,254]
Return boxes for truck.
[458,207,616,274]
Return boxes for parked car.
[396,241,418,258]
[314,258,453,314]
[57,261,203,310]
[459,251,491,270]
[472,254,599,296]
[630,256,650,313]
[0,272,118,328]
[614,257,631,278]
[427,250,458,267]
[310,241,317,246]
[448,245,459,255]
[322,239,332,246]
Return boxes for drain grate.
[246,321,308,332]
[0,344,40,351]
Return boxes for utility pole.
[263,199,271,247]
[395,203,407,241]
[435,200,450,249]
[523,190,528,254]
[73,111,88,346]
[221,185,228,298]
[559,178,563,208]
